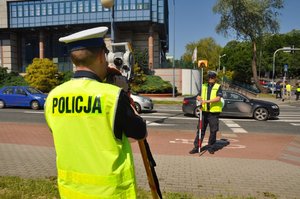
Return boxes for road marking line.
[290,123,300,126]
[231,128,248,133]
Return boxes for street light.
[172,0,176,97]
[272,46,300,94]
[218,54,226,72]
[101,0,115,42]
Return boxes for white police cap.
[59,27,108,51]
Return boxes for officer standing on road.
[44,27,147,198]
[296,83,300,101]
[189,71,223,154]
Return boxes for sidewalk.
[1,122,300,198]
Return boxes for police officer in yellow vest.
[44,27,147,199]
[296,83,300,101]
[189,71,223,154]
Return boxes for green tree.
[182,37,223,71]
[213,0,284,93]
[25,58,59,93]
[0,67,27,87]
[222,40,253,83]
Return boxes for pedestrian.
[189,71,223,154]
[44,27,147,199]
[285,81,292,100]
[296,83,300,101]
[275,82,282,99]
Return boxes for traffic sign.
[284,64,288,72]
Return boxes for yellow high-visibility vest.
[286,84,292,92]
[201,83,223,112]
[45,78,137,199]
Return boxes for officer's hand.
[196,95,202,101]
[106,64,129,92]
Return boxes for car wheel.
[31,100,40,110]
[253,107,268,121]
[0,100,5,109]
[193,106,201,118]
[134,102,142,114]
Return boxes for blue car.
[0,86,47,110]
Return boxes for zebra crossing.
[142,105,300,134]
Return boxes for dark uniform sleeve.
[217,85,223,97]
[114,90,147,140]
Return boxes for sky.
[168,0,300,59]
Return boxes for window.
[29,4,34,16]
[3,88,14,95]
[53,3,59,15]
[78,1,83,13]
[130,0,136,9]
[41,4,46,15]
[91,1,96,12]
[124,0,129,10]
[116,0,122,10]
[24,5,29,17]
[18,5,23,17]
[48,3,53,15]
[16,88,26,95]
[84,1,89,12]
[66,2,71,14]
[137,0,143,9]
[35,4,40,16]
[72,1,77,13]
[11,5,17,17]
[60,2,65,14]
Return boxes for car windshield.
[26,87,43,94]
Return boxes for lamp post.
[101,0,115,42]
[272,46,300,94]
[218,54,226,73]
[172,0,176,97]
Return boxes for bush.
[24,58,60,93]
[134,75,175,94]
[0,67,27,87]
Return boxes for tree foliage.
[24,58,60,93]
[213,0,284,93]
[0,67,27,87]
[181,37,223,71]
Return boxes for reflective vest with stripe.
[45,78,137,199]
[201,83,223,112]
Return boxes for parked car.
[182,90,280,121]
[130,93,154,113]
[0,86,47,110]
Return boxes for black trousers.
[193,111,220,148]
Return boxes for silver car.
[131,93,154,113]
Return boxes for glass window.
[78,1,83,13]
[11,5,17,17]
[84,1,89,12]
[48,3,53,15]
[3,88,14,95]
[91,0,96,12]
[18,5,23,17]
[66,2,71,14]
[130,0,136,10]
[60,2,65,14]
[35,4,40,16]
[53,3,59,15]
[29,4,34,16]
[137,0,143,9]
[41,4,46,15]
[72,1,77,13]
[116,0,122,10]
[123,0,129,10]
[23,5,29,17]
[97,2,102,11]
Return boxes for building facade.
[0,0,168,73]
